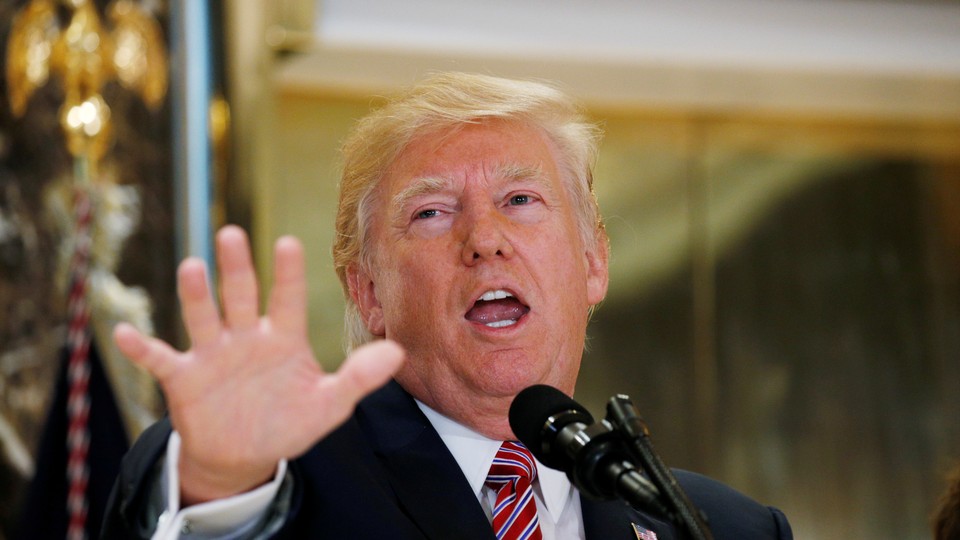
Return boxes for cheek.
[539,248,593,318]
[379,264,446,328]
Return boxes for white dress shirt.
[416,400,585,539]
[151,400,586,539]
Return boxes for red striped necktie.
[485,441,544,540]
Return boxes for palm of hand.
[166,320,326,476]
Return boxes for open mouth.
[464,289,530,328]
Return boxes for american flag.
[632,523,659,540]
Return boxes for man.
[102,72,793,539]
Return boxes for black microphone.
[509,385,671,518]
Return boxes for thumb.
[341,339,405,391]
[314,340,405,426]
[113,322,181,381]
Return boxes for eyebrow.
[494,162,546,184]
[496,163,557,198]
[391,175,450,213]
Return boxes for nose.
[460,205,515,265]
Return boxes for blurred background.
[1,0,958,538]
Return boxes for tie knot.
[486,441,538,488]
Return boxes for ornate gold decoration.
[4,0,170,498]
[7,0,168,168]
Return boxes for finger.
[113,322,183,382]
[314,340,405,426]
[178,257,222,348]
[267,236,307,335]
[216,226,260,329]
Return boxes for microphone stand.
[606,395,715,540]
[563,421,675,520]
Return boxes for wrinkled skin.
[349,119,609,439]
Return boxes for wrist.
[177,450,276,507]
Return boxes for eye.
[415,209,440,220]
[508,194,531,206]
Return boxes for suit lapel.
[357,382,495,540]
[353,382,689,540]
[580,493,677,540]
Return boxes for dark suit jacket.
[102,381,792,539]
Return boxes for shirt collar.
[415,399,573,523]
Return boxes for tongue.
[465,298,528,325]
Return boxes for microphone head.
[509,384,595,469]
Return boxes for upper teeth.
[478,290,513,302]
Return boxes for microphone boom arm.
[606,395,714,540]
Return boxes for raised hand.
[113,225,403,504]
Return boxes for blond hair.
[333,72,605,351]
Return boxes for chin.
[478,367,566,399]
[531,368,578,396]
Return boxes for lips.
[464,289,530,328]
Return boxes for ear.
[585,232,609,306]
[347,264,386,337]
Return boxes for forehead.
[380,119,563,194]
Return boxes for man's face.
[349,119,608,436]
